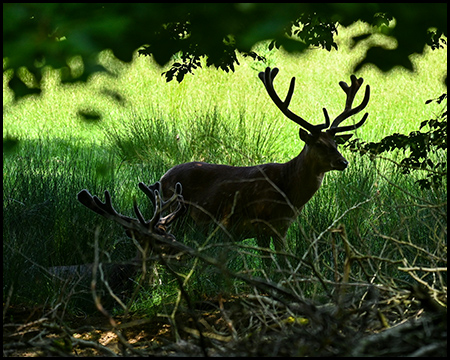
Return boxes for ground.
[3,289,447,357]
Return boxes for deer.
[145,67,370,266]
[47,182,186,309]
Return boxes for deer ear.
[299,128,314,144]
[334,133,353,145]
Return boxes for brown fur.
[159,130,352,251]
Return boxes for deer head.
[258,67,370,173]
[77,181,186,255]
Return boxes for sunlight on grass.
[3,22,446,153]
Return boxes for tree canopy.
[3,3,447,99]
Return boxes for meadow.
[3,21,447,316]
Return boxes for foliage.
[3,4,447,99]
[287,12,339,51]
[345,94,447,190]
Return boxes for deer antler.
[259,67,370,136]
[77,182,185,246]
[328,74,370,134]
[138,181,184,234]
[258,67,329,134]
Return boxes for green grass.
[3,22,447,312]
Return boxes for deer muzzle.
[332,158,349,170]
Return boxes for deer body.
[159,130,352,250]
[161,161,299,240]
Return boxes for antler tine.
[149,189,163,230]
[138,181,185,232]
[77,189,137,227]
[160,182,183,212]
[138,181,161,208]
[259,67,328,134]
[158,202,184,228]
[329,75,370,134]
[77,189,109,217]
[133,200,147,226]
[149,182,185,232]
[138,181,182,213]
[93,191,116,215]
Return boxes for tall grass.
[3,22,447,312]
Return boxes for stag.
[48,183,186,308]
[150,67,370,264]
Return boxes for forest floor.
[4,288,446,357]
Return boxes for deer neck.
[283,148,325,209]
